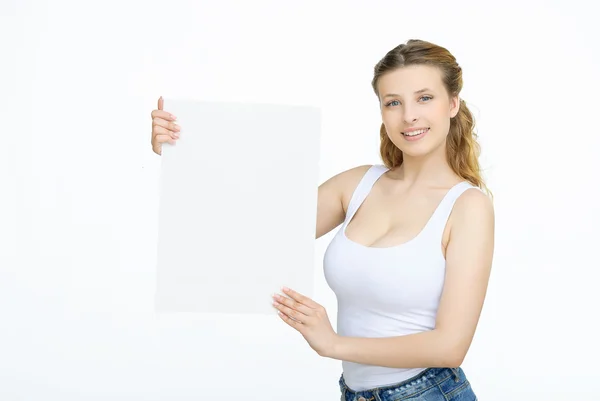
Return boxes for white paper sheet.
[154,98,321,315]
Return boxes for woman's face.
[377,64,460,158]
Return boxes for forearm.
[329,329,461,369]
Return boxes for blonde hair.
[372,39,490,195]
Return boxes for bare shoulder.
[455,188,494,218]
[315,164,373,238]
[326,164,373,212]
[450,187,495,234]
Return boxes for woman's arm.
[315,165,372,239]
[328,188,495,368]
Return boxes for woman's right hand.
[151,96,180,155]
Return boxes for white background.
[2,0,599,400]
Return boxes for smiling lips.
[402,127,430,141]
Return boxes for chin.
[400,147,432,158]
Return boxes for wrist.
[325,334,343,359]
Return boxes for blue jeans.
[339,367,477,401]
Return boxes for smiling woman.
[272,39,493,401]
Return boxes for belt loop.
[451,367,460,382]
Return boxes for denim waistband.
[339,367,463,400]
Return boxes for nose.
[403,105,418,124]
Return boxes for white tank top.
[323,164,478,391]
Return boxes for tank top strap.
[344,164,389,226]
[420,181,480,241]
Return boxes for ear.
[450,95,460,118]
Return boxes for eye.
[420,95,433,102]
[385,100,400,107]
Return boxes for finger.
[158,96,163,110]
[152,120,180,136]
[277,311,304,330]
[281,287,319,309]
[153,134,176,145]
[151,110,177,121]
[273,300,307,323]
[153,127,179,142]
[273,294,312,316]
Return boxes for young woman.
[150,39,494,401]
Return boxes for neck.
[390,142,456,186]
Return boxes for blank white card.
[154,99,322,315]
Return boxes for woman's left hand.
[272,287,339,358]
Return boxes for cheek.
[429,103,447,120]
[380,115,391,132]
[427,106,452,132]
[438,102,456,120]
[381,111,398,129]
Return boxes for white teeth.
[403,128,428,136]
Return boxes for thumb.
[158,96,163,110]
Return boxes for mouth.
[402,127,429,141]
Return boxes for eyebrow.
[383,88,432,98]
